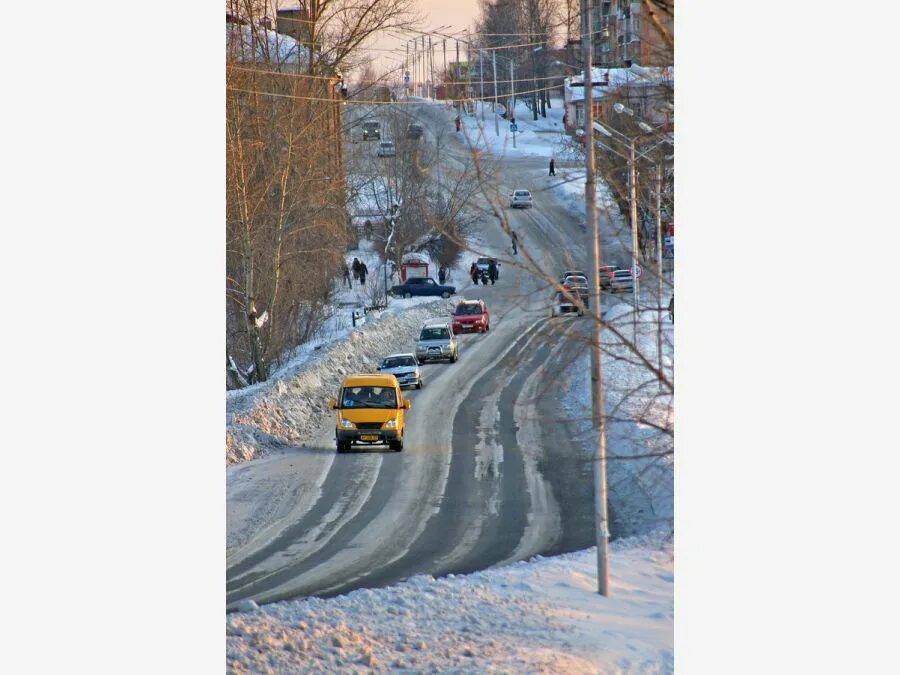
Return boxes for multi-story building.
[590,0,673,68]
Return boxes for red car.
[452,300,490,333]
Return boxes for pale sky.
[363,0,482,79]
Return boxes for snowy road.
[226,101,637,606]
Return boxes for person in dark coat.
[470,262,479,285]
[359,261,368,285]
[438,266,446,284]
[549,158,556,176]
[488,259,498,285]
[352,257,361,281]
[511,231,519,255]
[343,262,352,289]
[668,295,674,323]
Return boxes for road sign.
[403,71,410,84]
[510,123,518,132]
[633,265,642,278]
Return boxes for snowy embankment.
[226,298,455,464]
[227,531,673,674]
[562,303,674,537]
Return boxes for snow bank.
[226,531,673,674]
[561,306,674,537]
[226,298,456,463]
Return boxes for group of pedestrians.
[342,257,369,289]
[469,259,499,286]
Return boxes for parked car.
[416,320,459,363]
[551,291,583,317]
[361,120,381,140]
[562,274,590,305]
[377,141,396,157]
[329,373,410,453]
[609,268,634,293]
[509,189,533,209]
[560,269,586,282]
[390,277,456,298]
[377,353,423,389]
[406,123,424,139]
[475,257,500,279]
[598,265,617,290]
[451,300,490,333]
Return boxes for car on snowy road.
[551,290,583,317]
[598,265,617,290]
[509,189,533,209]
[377,353,423,389]
[415,320,459,363]
[390,277,456,299]
[609,268,634,293]
[330,373,410,453]
[377,141,397,157]
[451,299,490,333]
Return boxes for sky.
[363,0,482,78]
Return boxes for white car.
[609,268,634,293]
[509,189,533,208]
[377,141,396,157]
[551,291,583,317]
[376,353,422,389]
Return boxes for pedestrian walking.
[511,231,519,255]
[549,158,556,176]
[352,257,361,281]
[488,259,498,285]
[668,295,674,323]
[359,261,368,285]
[470,261,479,285]
[438,266,447,284]
[342,262,352,289]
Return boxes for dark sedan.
[390,277,456,299]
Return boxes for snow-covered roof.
[565,66,673,103]
[225,22,306,65]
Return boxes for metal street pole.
[629,140,640,342]
[509,58,516,148]
[455,39,461,117]
[422,35,426,97]
[429,35,434,99]
[531,46,538,121]
[656,161,664,388]
[480,50,485,122]
[581,0,610,597]
[492,50,500,136]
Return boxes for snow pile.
[458,99,570,159]
[226,532,673,674]
[226,298,456,463]
[561,305,674,537]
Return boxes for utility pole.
[531,44,538,121]
[629,140,640,341]
[422,35,427,98]
[509,57,516,148]
[581,0,610,597]
[443,39,447,89]
[405,42,409,97]
[429,35,434,100]
[656,160,664,388]
[480,50,485,122]
[492,50,500,136]
[455,39,461,117]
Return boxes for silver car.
[609,268,634,293]
[377,353,422,389]
[415,320,459,364]
[509,189,533,209]
[377,141,396,157]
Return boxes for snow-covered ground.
[561,304,674,538]
[458,98,576,161]
[227,531,673,674]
